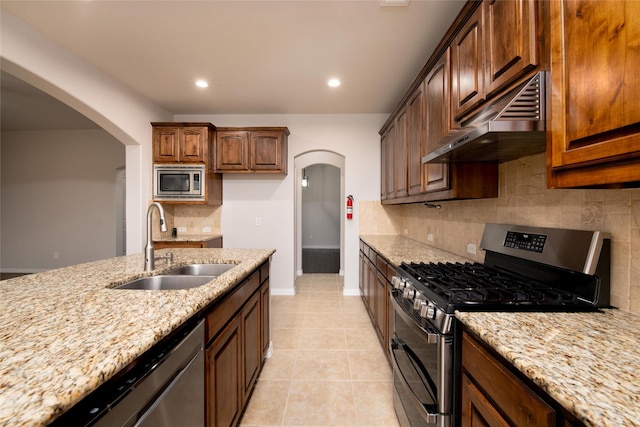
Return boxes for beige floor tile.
[298,328,347,350]
[272,328,302,350]
[348,350,393,381]
[300,312,347,329]
[283,380,357,426]
[292,350,351,380]
[240,380,291,426]
[241,274,399,427]
[352,381,399,427]
[260,350,298,380]
[345,327,382,351]
[271,311,305,329]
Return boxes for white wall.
[176,114,386,295]
[1,130,125,271]
[301,164,341,249]
[1,11,172,255]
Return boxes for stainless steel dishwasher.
[51,319,205,426]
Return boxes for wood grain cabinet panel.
[424,49,452,194]
[215,127,289,174]
[153,124,209,163]
[483,0,538,97]
[216,131,250,171]
[394,108,409,198]
[549,0,640,187]
[207,316,242,427]
[461,332,556,427]
[241,292,261,402]
[406,84,425,196]
[452,5,485,121]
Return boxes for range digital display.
[504,231,547,253]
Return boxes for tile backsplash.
[360,153,640,313]
[153,204,222,236]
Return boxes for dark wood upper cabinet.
[423,49,452,195]
[216,131,250,172]
[451,5,485,121]
[406,85,425,196]
[215,127,289,174]
[548,0,640,188]
[152,123,212,163]
[483,0,538,97]
[394,108,409,198]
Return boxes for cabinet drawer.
[375,254,388,273]
[206,271,260,344]
[462,332,555,426]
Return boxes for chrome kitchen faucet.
[144,202,173,271]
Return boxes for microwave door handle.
[390,338,439,425]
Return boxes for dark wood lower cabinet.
[205,261,271,427]
[207,316,242,427]
[461,331,585,427]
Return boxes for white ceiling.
[1,0,466,129]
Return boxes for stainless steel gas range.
[390,223,611,427]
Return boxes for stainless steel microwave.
[154,164,205,201]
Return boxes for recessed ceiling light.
[328,78,341,88]
[195,80,209,88]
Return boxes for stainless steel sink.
[114,275,215,290]
[166,263,236,276]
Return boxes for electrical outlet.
[467,243,477,255]
[255,217,262,226]
[178,227,187,233]
[427,234,434,242]
[53,251,59,260]
[202,226,211,233]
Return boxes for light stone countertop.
[359,234,472,266]
[0,248,274,427]
[361,234,639,427]
[153,233,223,242]
[456,310,640,427]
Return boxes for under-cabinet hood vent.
[422,71,546,164]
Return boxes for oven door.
[391,291,452,427]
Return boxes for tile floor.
[239,273,400,427]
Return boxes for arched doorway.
[294,151,345,280]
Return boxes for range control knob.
[402,285,416,300]
[420,303,437,319]
[391,276,406,290]
[414,298,427,311]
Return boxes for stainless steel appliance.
[390,223,611,427]
[51,319,205,426]
[154,164,205,201]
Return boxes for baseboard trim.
[342,288,361,297]
[271,288,296,296]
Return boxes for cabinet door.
[153,127,180,162]
[452,5,485,120]
[207,316,242,427]
[260,280,270,358]
[424,49,451,193]
[406,86,424,196]
[180,127,208,163]
[241,292,261,402]
[549,0,640,187]
[216,131,250,171]
[460,374,511,427]
[380,131,389,200]
[385,122,397,199]
[251,131,286,172]
[375,270,387,345]
[394,108,408,198]
[484,0,537,97]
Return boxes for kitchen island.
[0,248,274,427]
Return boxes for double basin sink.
[115,263,236,290]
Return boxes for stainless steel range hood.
[422,71,546,164]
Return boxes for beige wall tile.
[365,153,640,314]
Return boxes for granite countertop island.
[0,248,274,427]
[360,234,640,427]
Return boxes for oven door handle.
[391,338,439,425]
[390,290,439,343]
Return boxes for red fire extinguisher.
[346,195,354,220]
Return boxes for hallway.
[240,273,399,426]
